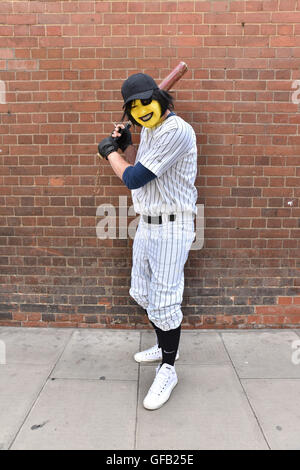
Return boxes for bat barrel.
[158,61,188,91]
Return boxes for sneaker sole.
[143,380,178,411]
[134,352,179,364]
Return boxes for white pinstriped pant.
[129,212,195,331]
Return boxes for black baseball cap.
[121,73,159,105]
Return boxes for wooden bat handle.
[158,61,188,91]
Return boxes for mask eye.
[141,98,152,106]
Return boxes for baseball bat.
[97,62,188,160]
[158,61,188,91]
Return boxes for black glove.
[97,136,119,160]
[112,124,132,152]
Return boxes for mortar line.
[8,328,75,450]
[218,331,271,450]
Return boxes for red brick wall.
[1,0,300,329]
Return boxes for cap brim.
[124,89,154,105]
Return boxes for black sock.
[157,325,181,367]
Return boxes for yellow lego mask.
[130,98,162,128]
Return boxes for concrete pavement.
[0,326,300,450]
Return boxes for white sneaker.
[143,363,178,410]
[134,344,179,363]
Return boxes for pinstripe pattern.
[132,115,198,216]
[129,114,198,331]
[130,215,195,331]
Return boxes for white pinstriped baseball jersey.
[131,114,198,216]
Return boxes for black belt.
[142,214,176,224]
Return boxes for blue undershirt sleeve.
[122,162,157,190]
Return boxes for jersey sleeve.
[138,123,193,178]
[122,162,157,190]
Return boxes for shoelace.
[150,366,172,396]
[145,345,160,357]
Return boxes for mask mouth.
[140,112,153,122]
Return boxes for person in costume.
[98,73,197,410]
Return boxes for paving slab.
[2,326,300,451]
[140,330,229,366]
[11,378,137,450]
[0,364,51,450]
[136,364,268,450]
[51,329,140,381]
[0,327,73,366]
[242,379,300,450]
[221,330,300,379]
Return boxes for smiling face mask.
[130,98,162,128]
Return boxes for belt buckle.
[144,215,161,224]
[152,215,161,224]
